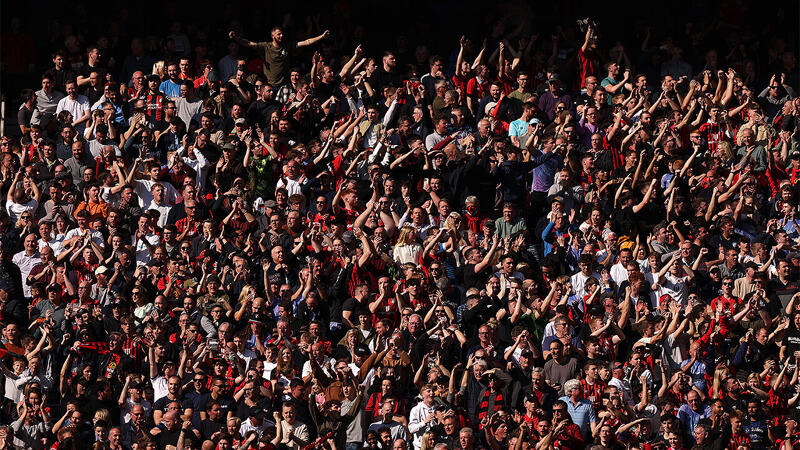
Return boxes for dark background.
[1,0,798,131]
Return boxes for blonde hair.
[444,212,462,231]
[94,408,110,424]
[237,285,256,305]
[152,60,165,79]
[716,141,734,162]
[420,431,437,450]
[395,226,419,248]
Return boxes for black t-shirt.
[153,395,194,414]
[155,427,182,449]
[462,263,488,290]
[785,328,800,354]
[17,105,33,128]
[342,297,369,320]
[198,418,224,441]
[80,63,107,85]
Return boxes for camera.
[577,18,599,41]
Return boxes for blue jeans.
[346,443,361,450]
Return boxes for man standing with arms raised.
[228,27,330,88]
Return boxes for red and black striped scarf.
[477,389,504,427]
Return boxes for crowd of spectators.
[2,4,800,450]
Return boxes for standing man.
[32,74,65,132]
[160,62,183,99]
[558,379,597,440]
[13,234,42,299]
[408,385,437,450]
[175,81,203,129]
[228,27,330,88]
[56,79,91,134]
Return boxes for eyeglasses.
[722,282,733,286]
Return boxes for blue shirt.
[509,119,529,139]
[677,403,711,445]
[558,396,596,439]
[159,79,182,98]
[680,359,708,391]
[531,150,562,192]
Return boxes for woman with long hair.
[271,346,299,390]
[393,226,422,266]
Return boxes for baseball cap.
[248,406,264,418]
[95,266,111,276]
[354,344,370,357]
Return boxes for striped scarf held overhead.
[477,389,504,428]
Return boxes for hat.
[659,294,673,305]
[46,284,61,292]
[248,406,264,418]
[235,118,247,126]
[170,117,184,126]
[548,74,560,83]
[788,252,800,261]
[206,274,221,285]
[354,344,370,357]
[524,393,539,404]
[248,314,267,326]
[55,172,71,181]
[484,101,498,115]
[792,151,800,159]
[221,142,236,151]
[520,349,533,358]
[744,261,759,270]
[95,266,111,276]
[528,118,541,125]
[264,200,277,209]
[709,265,721,273]
[341,230,355,245]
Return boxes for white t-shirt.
[661,273,689,306]
[64,228,105,248]
[6,198,38,223]
[151,375,169,404]
[133,233,160,266]
[133,179,179,210]
[571,271,601,298]
[56,95,89,123]
[147,203,173,227]
[276,177,302,197]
